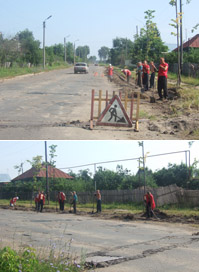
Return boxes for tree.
[49,144,57,167]
[76,45,90,61]
[153,163,190,188]
[17,29,41,65]
[109,38,134,66]
[14,162,24,175]
[131,10,168,63]
[27,156,44,192]
[88,55,97,63]
[98,46,110,62]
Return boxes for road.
[0,65,122,140]
[0,66,178,140]
[0,209,199,271]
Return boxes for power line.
[60,150,190,170]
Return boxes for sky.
[1,0,198,58]
[0,140,198,180]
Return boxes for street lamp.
[73,39,79,65]
[43,15,52,69]
[64,35,70,63]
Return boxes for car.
[74,62,89,74]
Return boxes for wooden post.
[135,92,140,131]
[130,93,134,122]
[90,89,95,130]
[98,90,102,117]
[106,90,109,107]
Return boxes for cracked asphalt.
[0,65,121,140]
[0,209,198,271]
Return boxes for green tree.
[153,163,190,188]
[131,10,168,63]
[27,156,44,192]
[110,38,133,66]
[98,46,110,62]
[49,144,57,167]
[17,29,41,65]
[76,45,90,61]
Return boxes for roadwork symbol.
[96,95,132,127]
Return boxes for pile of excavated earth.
[1,204,199,225]
[108,68,199,139]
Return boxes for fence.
[90,89,140,131]
[2,184,199,207]
[169,63,199,78]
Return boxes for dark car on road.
[74,62,89,74]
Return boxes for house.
[173,34,199,52]
[0,174,11,185]
[11,164,73,182]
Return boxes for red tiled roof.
[173,34,199,51]
[12,165,73,181]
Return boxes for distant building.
[173,34,199,52]
[0,174,11,185]
[11,164,73,183]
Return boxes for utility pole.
[43,15,52,69]
[64,35,70,63]
[180,0,183,75]
[136,25,139,36]
[175,0,181,86]
[94,163,96,191]
[142,142,146,194]
[138,141,146,194]
[45,141,49,204]
[73,39,79,65]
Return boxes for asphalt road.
[0,65,121,140]
[0,209,199,271]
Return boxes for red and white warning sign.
[96,95,132,127]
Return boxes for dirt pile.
[2,205,199,225]
[107,68,199,139]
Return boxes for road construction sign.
[96,95,132,127]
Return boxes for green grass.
[0,246,84,272]
[168,72,199,86]
[3,200,199,217]
[0,63,70,79]
[160,204,199,217]
[139,110,157,120]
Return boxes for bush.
[0,246,84,272]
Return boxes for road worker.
[136,62,143,87]
[144,191,155,218]
[121,69,131,83]
[158,57,169,100]
[38,191,45,212]
[142,60,150,91]
[34,191,40,211]
[108,64,113,82]
[58,191,66,212]
[10,196,19,208]
[71,191,78,214]
[95,190,102,213]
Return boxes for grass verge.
[1,200,199,217]
[0,63,70,79]
[0,245,84,272]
